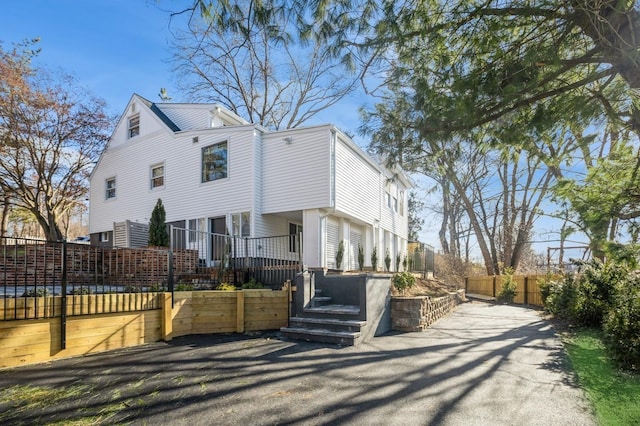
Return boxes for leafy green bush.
[357,244,364,271]
[384,249,391,271]
[604,276,640,371]
[392,271,415,294]
[241,279,263,289]
[175,282,194,291]
[543,273,578,318]
[148,283,165,292]
[371,246,378,270]
[538,272,558,305]
[335,240,344,269]
[215,283,236,291]
[497,267,517,303]
[543,260,621,327]
[70,286,94,295]
[21,288,50,297]
[573,260,622,326]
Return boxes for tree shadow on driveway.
[0,302,595,425]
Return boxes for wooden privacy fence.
[0,289,289,369]
[465,275,545,306]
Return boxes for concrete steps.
[281,289,366,345]
[280,326,362,346]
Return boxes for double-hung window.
[128,114,140,138]
[202,141,228,182]
[105,177,116,199]
[151,164,164,189]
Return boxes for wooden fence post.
[236,291,245,333]
[492,275,497,298]
[161,292,173,341]
[524,276,529,305]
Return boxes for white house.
[88,94,412,271]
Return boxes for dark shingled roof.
[135,94,181,132]
[150,103,181,132]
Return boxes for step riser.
[289,320,363,333]
[280,329,360,346]
[300,311,361,321]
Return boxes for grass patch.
[0,384,121,425]
[564,328,640,425]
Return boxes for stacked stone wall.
[391,289,465,332]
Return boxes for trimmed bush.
[392,271,416,294]
[496,267,517,303]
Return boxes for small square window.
[105,177,116,199]
[128,114,140,138]
[151,164,164,189]
[100,232,109,242]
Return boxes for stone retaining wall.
[391,289,466,332]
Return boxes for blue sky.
[1,1,181,116]
[1,0,365,135]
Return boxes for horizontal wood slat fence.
[465,275,545,306]
[0,289,289,369]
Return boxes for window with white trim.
[150,164,164,189]
[100,232,109,242]
[231,212,250,237]
[105,177,116,199]
[128,114,140,138]
[399,191,405,216]
[202,141,228,182]
[188,218,206,242]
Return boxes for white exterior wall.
[262,126,333,213]
[90,95,412,270]
[108,101,166,150]
[90,122,259,235]
[334,134,381,224]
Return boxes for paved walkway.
[0,301,596,425]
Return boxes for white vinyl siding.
[349,228,363,271]
[334,136,381,223]
[262,126,332,213]
[326,220,340,269]
[89,125,256,234]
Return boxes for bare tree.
[168,0,359,129]
[0,40,113,241]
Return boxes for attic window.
[105,177,116,199]
[128,114,140,138]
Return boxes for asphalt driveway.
[0,301,596,425]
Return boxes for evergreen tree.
[148,199,169,247]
